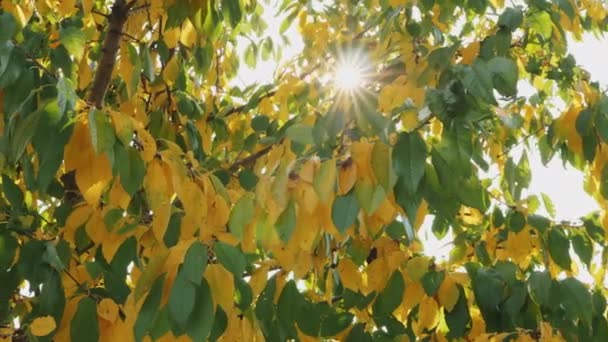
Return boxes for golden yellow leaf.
[337,258,361,292]
[389,0,408,7]
[63,204,93,245]
[179,20,197,48]
[162,55,180,85]
[364,258,389,294]
[248,265,269,297]
[401,110,419,131]
[438,275,460,312]
[460,41,480,64]
[30,316,56,336]
[418,296,439,331]
[338,159,358,195]
[205,264,233,312]
[64,121,113,206]
[56,0,76,17]
[97,298,119,323]
[503,229,534,269]
[78,51,93,90]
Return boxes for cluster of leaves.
[1,0,608,341]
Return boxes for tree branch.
[87,0,132,108]
[228,141,281,172]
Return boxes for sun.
[334,62,364,91]
[332,52,369,94]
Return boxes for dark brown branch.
[228,141,280,172]
[87,0,133,108]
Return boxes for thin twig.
[228,141,282,172]
[498,126,545,158]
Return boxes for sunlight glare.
[334,62,364,91]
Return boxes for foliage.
[1,0,608,341]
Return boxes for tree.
[1,0,607,340]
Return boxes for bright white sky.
[236,4,608,269]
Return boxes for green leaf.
[571,233,593,268]
[185,279,215,342]
[140,44,155,82]
[470,268,503,311]
[529,11,553,40]
[421,271,445,296]
[113,144,145,196]
[487,57,518,97]
[528,271,551,307]
[285,123,314,145]
[445,285,471,339]
[71,297,99,342]
[0,13,17,42]
[541,193,556,217]
[88,109,116,155]
[392,132,426,194]
[506,210,526,233]
[244,43,257,68]
[276,200,296,243]
[498,7,523,31]
[332,192,360,234]
[0,232,18,270]
[372,271,405,317]
[181,242,208,286]
[222,0,242,28]
[213,241,246,277]
[57,75,77,115]
[238,169,258,191]
[135,275,166,342]
[9,110,39,162]
[228,193,255,240]
[560,278,592,328]
[528,214,551,233]
[168,273,196,328]
[251,115,269,132]
[234,277,253,311]
[548,228,571,270]
[462,59,496,104]
[59,26,86,60]
[2,174,24,209]
[277,280,302,328]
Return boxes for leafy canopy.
[1,0,608,341]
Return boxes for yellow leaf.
[162,55,180,85]
[179,20,197,48]
[136,127,157,162]
[248,265,269,297]
[401,280,425,314]
[30,316,56,336]
[401,110,419,131]
[365,258,389,294]
[134,250,170,302]
[337,258,361,292]
[460,41,480,64]
[97,298,119,323]
[163,27,180,48]
[406,256,430,282]
[389,0,408,7]
[205,264,234,312]
[338,159,357,195]
[78,51,92,90]
[418,296,439,331]
[56,0,76,17]
[438,275,460,312]
[64,121,113,205]
[63,204,93,245]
